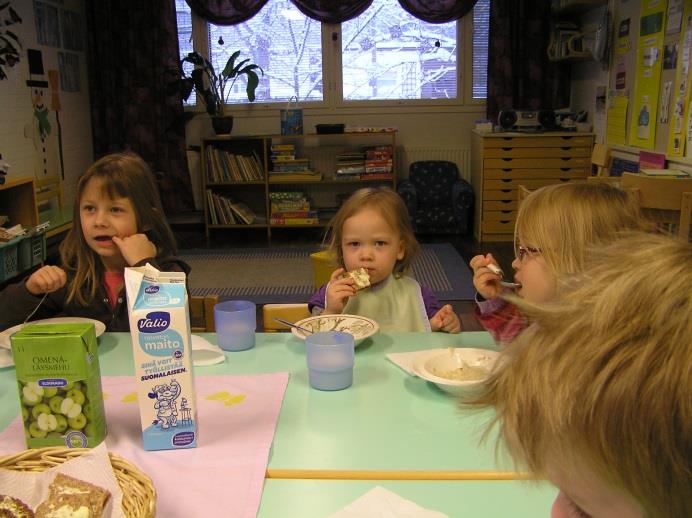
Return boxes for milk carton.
[125,264,198,451]
[11,323,107,449]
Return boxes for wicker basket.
[0,447,156,518]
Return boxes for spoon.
[486,264,522,290]
[273,318,313,334]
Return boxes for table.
[0,331,557,516]
[259,479,557,517]
[0,331,516,477]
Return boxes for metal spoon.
[487,264,522,290]
[273,318,313,334]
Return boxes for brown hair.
[515,181,643,277]
[325,187,419,276]
[465,232,692,517]
[60,152,178,304]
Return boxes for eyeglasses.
[515,245,541,262]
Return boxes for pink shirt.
[103,271,124,309]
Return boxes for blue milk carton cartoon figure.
[125,264,198,451]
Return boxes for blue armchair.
[397,160,474,234]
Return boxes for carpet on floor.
[179,242,474,304]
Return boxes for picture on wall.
[60,9,83,51]
[58,52,80,92]
[34,1,60,48]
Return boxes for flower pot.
[211,116,233,135]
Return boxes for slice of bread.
[0,495,34,518]
[34,473,110,518]
[340,267,370,290]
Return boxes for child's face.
[548,461,643,518]
[511,245,556,302]
[341,207,404,285]
[80,177,138,270]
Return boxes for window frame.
[183,3,486,115]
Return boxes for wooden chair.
[262,303,311,332]
[591,143,611,176]
[35,175,73,239]
[517,184,532,206]
[621,173,692,241]
[190,295,219,332]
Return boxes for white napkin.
[385,349,446,376]
[191,334,225,366]
[328,486,449,518]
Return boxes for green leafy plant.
[179,50,263,117]
[0,2,22,80]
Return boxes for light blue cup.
[214,300,256,351]
[306,331,355,391]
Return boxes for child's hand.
[430,304,461,333]
[113,234,157,266]
[25,265,67,296]
[470,253,503,300]
[324,268,356,315]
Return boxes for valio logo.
[137,311,171,333]
[145,286,160,294]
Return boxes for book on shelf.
[270,210,318,218]
[271,201,310,212]
[206,147,263,182]
[640,168,690,178]
[270,216,319,225]
[205,190,256,225]
[228,200,256,224]
[269,172,322,182]
[360,172,394,180]
[269,191,307,201]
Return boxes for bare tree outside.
[176,0,488,106]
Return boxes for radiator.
[401,147,471,182]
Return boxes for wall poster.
[628,0,668,149]
[667,1,692,156]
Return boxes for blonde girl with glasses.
[468,182,642,344]
[464,233,692,518]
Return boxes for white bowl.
[413,347,499,395]
[291,314,379,345]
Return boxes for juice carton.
[11,323,107,449]
[125,264,198,451]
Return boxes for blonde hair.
[60,152,178,305]
[325,187,419,276]
[515,182,643,277]
[465,232,692,517]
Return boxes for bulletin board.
[608,0,692,158]
[627,0,668,149]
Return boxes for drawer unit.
[470,131,594,242]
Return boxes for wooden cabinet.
[470,131,594,242]
[201,132,397,240]
[0,177,40,283]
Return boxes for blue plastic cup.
[306,331,355,391]
[214,300,256,351]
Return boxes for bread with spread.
[34,473,110,518]
[340,267,371,290]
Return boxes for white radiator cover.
[400,147,471,182]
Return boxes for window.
[175,0,489,107]
[341,0,457,101]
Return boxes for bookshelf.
[201,132,397,239]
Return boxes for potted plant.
[178,50,263,134]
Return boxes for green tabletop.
[259,479,557,517]
[0,331,515,475]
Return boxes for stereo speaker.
[537,109,556,130]
[498,110,518,130]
